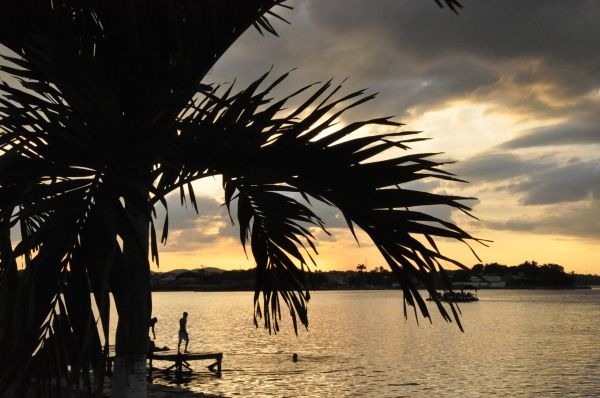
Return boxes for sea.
[111,289,600,397]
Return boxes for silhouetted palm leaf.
[435,0,463,14]
[169,72,484,333]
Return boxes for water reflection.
[110,289,600,397]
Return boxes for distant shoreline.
[150,263,600,292]
[152,285,598,292]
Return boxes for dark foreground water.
[113,289,600,397]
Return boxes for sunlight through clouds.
[151,0,599,273]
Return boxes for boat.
[426,288,479,302]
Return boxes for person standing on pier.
[149,317,158,340]
[178,312,189,353]
[148,316,158,354]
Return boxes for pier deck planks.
[107,351,223,377]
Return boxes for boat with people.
[426,289,479,302]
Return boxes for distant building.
[454,275,506,288]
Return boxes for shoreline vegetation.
[149,261,599,292]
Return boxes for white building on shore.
[454,275,506,288]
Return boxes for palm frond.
[0,1,290,126]
[173,71,483,331]
[225,183,325,333]
[435,0,463,14]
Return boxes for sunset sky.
[154,1,599,274]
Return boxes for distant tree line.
[451,261,581,288]
[151,267,397,290]
[573,273,600,286]
[149,261,598,291]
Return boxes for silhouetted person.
[147,317,159,354]
[292,353,298,362]
[178,312,189,353]
[149,317,158,340]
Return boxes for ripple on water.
[110,290,600,397]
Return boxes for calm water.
[111,289,600,397]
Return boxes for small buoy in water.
[292,353,298,362]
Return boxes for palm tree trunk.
[111,355,148,398]
[0,227,17,365]
[111,194,151,398]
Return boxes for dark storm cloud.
[210,0,600,149]
[310,0,600,115]
[212,1,504,117]
[309,1,600,78]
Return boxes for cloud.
[309,1,600,78]
[454,151,600,206]
[209,0,600,134]
[305,1,600,115]
[155,190,353,253]
[503,122,600,149]
[300,196,349,229]
[508,160,600,205]
[134,2,600,269]
[452,152,552,182]
[450,151,600,242]
[485,200,600,239]
[154,193,238,252]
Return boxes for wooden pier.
[150,351,223,376]
[106,351,223,378]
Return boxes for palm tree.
[0,1,475,397]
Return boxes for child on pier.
[178,312,189,353]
